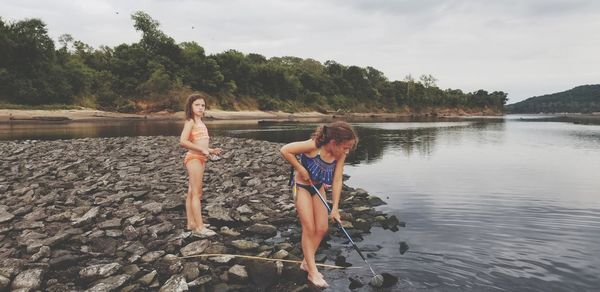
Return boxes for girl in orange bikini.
[280,121,358,288]
[180,93,222,236]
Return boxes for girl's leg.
[301,186,329,277]
[186,159,206,231]
[185,185,195,230]
[296,189,329,288]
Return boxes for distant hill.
[506,85,600,113]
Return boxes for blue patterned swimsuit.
[291,148,337,196]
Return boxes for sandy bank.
[0,109,330,123]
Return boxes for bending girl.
[280,121,358,288]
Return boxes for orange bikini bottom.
[184,151,207,166]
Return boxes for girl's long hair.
[312,121,358,149]
[184,93,205,121]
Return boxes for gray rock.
[180,240,210,257]
[31,245,51,261]
[205,205,233,222]
[231,240,259,251]
[141,251,165,263]
[183,262,200,281]
[159,274,188,292]
[11,268,44,290]
[0,275,9,290]
[137,270,157,285]
[98,218,122,229]
[272,249,289,259]
[187,275,212,288]
[247,223,277,236]
[0,207,14,223]
[141,202,163,214]
[86,274,130,292]
[123,225,138,240]
[228,265,248,282]
[0,258,26,278]
[79,263,122,279]
[72,206,100,226]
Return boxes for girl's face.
[191,99,205,116]
[330,139,355,158]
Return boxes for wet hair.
[312,121,358,150]
[184,93,205,121]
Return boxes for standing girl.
[180,93,222,236]
[280,121,358,288]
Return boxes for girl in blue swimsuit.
[280,121,358,288]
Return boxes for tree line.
[506,85,600,114]
[1,12,508,113]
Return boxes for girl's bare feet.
[191,227,217,237]
[300,260,323,277]
[307,272,329,288]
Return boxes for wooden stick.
[178,253,359,269]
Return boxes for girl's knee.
[302,224,316,235]
[315,225,328,236]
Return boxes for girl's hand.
[330,207,341,223]
[298,167,311,183]
[210,148,222,156]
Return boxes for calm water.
[2,116,599,291]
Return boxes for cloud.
[1,0,599,103]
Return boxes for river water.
[2,115,599,291]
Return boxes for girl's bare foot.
[307,272,329,288]
[300,260,323,277]
[192,227,217,237]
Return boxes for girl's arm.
[280,139,316,182]
[330,154,347,222]
[179,120,209,155]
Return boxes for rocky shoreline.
[0,136,401,291]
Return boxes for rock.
[247,261,278,290]
[0,136,398,291]
[219,226,241,237]
[231,240,259,251]
[205,205,234,222]
[228,265,248,282]
[349,277,364,289]
[236,204,253,214]
[0,275,10,290]
[137,270,157,285]
[86,274,130,292]
[11,268,44,290]
[188,275,212,288]
[180,240,210,257]
[123,225,138,240]
[79,263,122,279]
[367,195,387,206]
[0,258,26,278]
[272,249,289,259]
[247,223,277,236]
[208,255,235,264]
[141,251,165,263]
[148,222,174,235]
[183,263,200,281]
[31,245,51,261]
[141,202,163,214]
[72,206,100,226]
[0,207,14,223]
[159,274,188,292]
[98,218,122,229]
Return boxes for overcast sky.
[3,0,599,103]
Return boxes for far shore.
[0,107,502,124]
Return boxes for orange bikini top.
[189,121,209,141]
